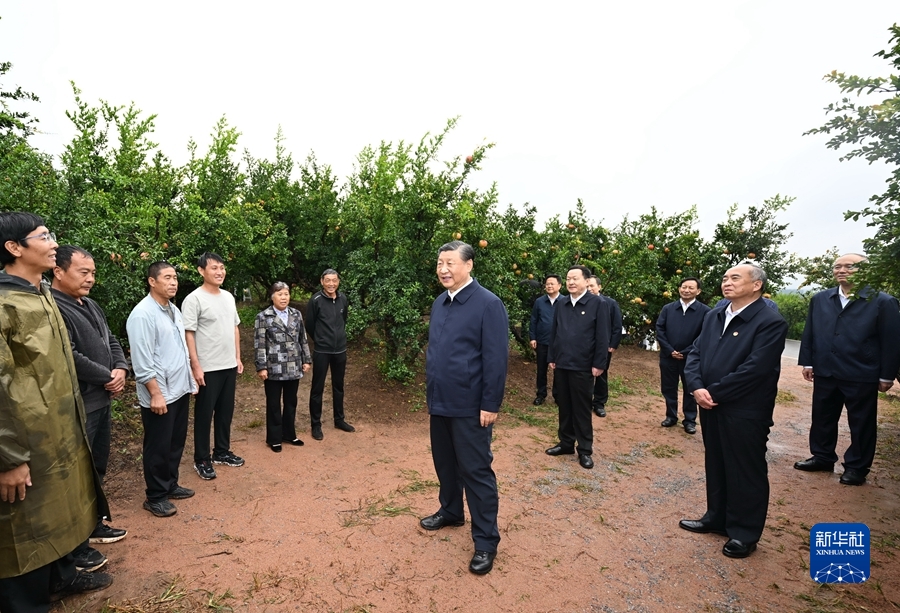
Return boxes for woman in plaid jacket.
[254,282,312,451]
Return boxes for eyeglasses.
[832,264,859,271]
[19,231,56,243]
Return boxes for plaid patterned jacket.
[254,305,312,380]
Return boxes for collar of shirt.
[274,306,289,322]
[680,298,695,313]
[723,298,758,332]
[547,294,559,305]
[448,277,474,301]
[838,287,853,308]
[569,290,587,306]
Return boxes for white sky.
[2,1,898,258]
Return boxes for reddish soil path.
[59,345,900,612]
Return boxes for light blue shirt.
[126,294,196,407]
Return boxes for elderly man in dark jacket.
[419,241,508,576]
[794,253,900,486]
[52,245,129,563]
[681,262,788,559]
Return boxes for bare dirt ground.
[56,340,900,613]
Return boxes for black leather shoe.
[419,512,465,531]
[723,539,757,558]
[545,444,575,456]
[661,417,678,427]
[312,425,323,440]
[533,396,545,406]
[335,420,355,432]
[840,468,866,486]
[469,550,496,575]
[270,444,282,452]
[578,454,594,469]
[794,457,834,472]
[679,519,726,535]
[284,438,305,446]
[684,423,697,435]
[593,406,606,417]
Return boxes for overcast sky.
[2,1,898,258]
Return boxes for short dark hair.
[438,240,475,262]
[679,277,701,290]
[588,275,600,284]
[148,260,176,280]
[543,274,562,285]
[268,281,289,299]
[55,245,94,271]
[321,268,340,279]
[0,211,45,266]
[567,264,592,280]
[197,252,225,269]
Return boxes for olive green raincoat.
[0,271,109,578]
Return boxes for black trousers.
[309,351,347,426]
[142,393,190,502]
[430,414,500,552]
[0,553,76,613]
[809,376,879,474]
[85,404,112,481]
[659,357,697,424]
[592,351,613,408]
[699,408,772,544]
[193,368,237,462]
[534,343,556,400]
[265,378,300,445]
[555,368,594,454]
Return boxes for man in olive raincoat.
[0,212,111,612]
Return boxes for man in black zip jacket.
[51,245,130,566]
[656,277,711,434]
[545,265,609,469]
[306,268,354,440]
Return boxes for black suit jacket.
[601,295,623,349]
[656,299,711,357]
[798,286,900,382]
[685,299,788,419]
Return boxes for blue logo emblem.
[810,523,869,583]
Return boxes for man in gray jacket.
[51,246,129,569]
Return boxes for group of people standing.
[529,256,900,561]
[2,206,898,608]
[0,211,354,611]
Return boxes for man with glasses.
[795,253,900,485]
[529,274,562,406]
[0,212,112,611]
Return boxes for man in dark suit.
[419,241,508,576]
[586,275,622,417]
[656,277,711,434]
[545,265,610,470]
[680,262,788,559]
[529,274,562,406]
[794,253,900,485]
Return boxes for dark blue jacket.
[529,294,558,345]
[602,295,623,349]
[426,279,509,417]
[548,292,610,371]
[798,286,900,382]
[656,299,711,357]
[685,300,788,419]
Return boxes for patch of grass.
[396,469,439,494]
[205,588,234,611]
[100,575,192,612]
[502,402,557,436]
[649,444,682,458]
[340,495,414,527]
[607,375,633,398]
[244,418,264,429]
[776,389,798,403]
